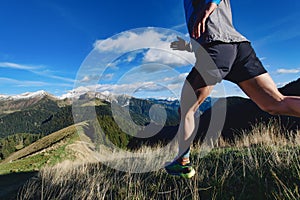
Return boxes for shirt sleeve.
[206,0,221,5]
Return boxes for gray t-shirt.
[184,0,249,45]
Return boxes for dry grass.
[218,120,300,148]
[18,121,300,200]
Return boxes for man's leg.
[177,81,214,161]
[165,78,214,178]
[238,73,300,117]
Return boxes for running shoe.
[165,160,196,178]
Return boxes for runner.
[165,0,300,178]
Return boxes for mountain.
[0,90,58,116]
[278,78,300,95]
[1,80,299,199]
[0,122,98,200]
[222,78,300,139]
[1,123,83,164]
[191,78,300,143]
[0,90,52,101]
[1,78,299,152]
[146,96,216,115]
[0,95,72,137]
[128,78,300,148]
[0,90,182,159]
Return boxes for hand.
[192,3,218,39]
[192,15,208,39]
[170,36,187,51]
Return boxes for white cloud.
[94,29,169,52]
[0,62,41,70]
[106,62,119,70]
[72,80,180,97]
[72,71,190,99]
[276,68,300,74]
[0,77,72,87]
[163,73,188,84]
[104,50,143,70]
[126,54,136,62]
[179,73,189,78]
[80,76,91,83]
[0,61,74,83]
[171,23,187,30]
[0,77,47,86]
[93,28,195,66]
[103,73,114,80]
[259,57,267,61]
[131,63,169,73]
[143,48,193,66]
[166,83,182,91]
[98,82,163,94]
[35,71,74,83]
[79,75,101,83]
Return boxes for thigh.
[202,42,237,74]
[192,42,237,86]
[238,73,284,109]
[226,42,267,83]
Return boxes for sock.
[177,147,191,165]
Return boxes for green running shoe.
[165,160,196,179]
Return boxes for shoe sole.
[166,168,196,179]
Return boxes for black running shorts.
[186,41,267,89]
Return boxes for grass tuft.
[17,121,300,200]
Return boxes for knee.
[259,99,285,115]
[195,87,211,99]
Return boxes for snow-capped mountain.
[0,90,55,101]
[59,88,138,105]
[0,90,59,115]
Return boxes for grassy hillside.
[0,96,179,142]
[0,122,91,199]
[1,78,299,199]
[0,122,89,174]
[0,97,72,138]
[0,133,42,160]
[15,122,300,200]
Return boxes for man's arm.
[170,0,222,52]
[192,1,221,39]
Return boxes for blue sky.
[1,0,300,99]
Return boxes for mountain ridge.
[1,123,81,164]
[1,78,299,152]
[128,78,300,148]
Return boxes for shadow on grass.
[0,171,38,200]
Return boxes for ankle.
[177,157,190,165]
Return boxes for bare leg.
[238,73,300,117]
[177,80,214,160]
